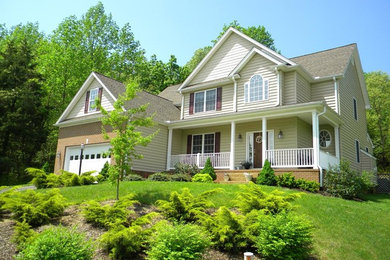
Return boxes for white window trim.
[353,97,358,121]
[245,74,269,103]
[319,129,332,149]
[194,88,217,113]
[355,139,360,163]
[88,88,99,112]
[245,130,274,163]
[192,132,216,154]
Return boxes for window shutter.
[96,87,103,111]
[187,135,192,154]
[264,80,269,100]
[244,83,249,103]
[215,132,221,153]
[84,90,90,114]
[216,87,222,111]
[189,93,194,115]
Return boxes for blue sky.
[1,0,389,73]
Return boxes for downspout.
[180,91,184,120]
[231,74,239,112]
[317,106,327,187]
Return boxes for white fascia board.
[229,48,282,77]
[180,78,231,93]
[92,72,119,103]
[55,114,102,127]
[179,28,235,91]
[353,49,370,109]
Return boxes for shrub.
[124,174,145,181]
[192,173,213,183]
[41,162,50,174]
[46,174,62,188]
[148,172,171,181]
[234,182,300,215]
[201,206,247,252]
[59,170,78,187]
[257,160,276,186]
[147,223,211,260]
[12,221,37,251]
[170,173,191,182]
[200,157,216,180]
[255,212,313,260]
[174,163,200,176]
[16,226,94,260]
[26,168,48,189]
[96,174,106,183]
[156,188,221,223]
[99,162,110,181]
[324,160,369,199]
[4,189,66,226]
[296,179,320,193]
[361,171,377,193]
[82,193,138,228]
[276,173,297,188]
[70,174,81,186]
[80,175,96,185]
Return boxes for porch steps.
[215,168,320,184]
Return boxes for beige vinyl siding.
[183,83,234,119]
[236,55,278,112]
[67,79,115,119]
[189,33,253,85]
[283,71,296,105]
[171,129,182,155]
[179,125,231,154]
[360,151,376,172]
[132,124,168,173]
[319,124,335,156]
[339,61,371,171]
[296,73,311,103]
[235,118,299,166]
[297,119,312,148]
[311,80,336,110]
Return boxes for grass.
[52,181,390,260]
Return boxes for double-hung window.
[245,74,269,103]
[89,88,99,112]
[192,133,215,154]
[194,89,216,113]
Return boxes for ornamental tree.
[98,80,156,200]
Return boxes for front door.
[253,133,263,168]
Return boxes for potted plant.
[223,173,230,182]
[241,161,252,169]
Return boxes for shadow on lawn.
[361,192,390,203]
[134,190,171,205]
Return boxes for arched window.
[319,130,331,148]
[244,74,269,102]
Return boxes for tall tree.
[185,20,278,74]
[365,71,390,172]
[0,38,47,184]
[98,80,156,200]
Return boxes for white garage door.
[64,143,111,175]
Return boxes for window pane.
[97,154,101,159]
[264,80,269,100]
[194,92,204,113]
[204,134,215,153]
[192,135,202,154]
[70,156,74,160]
[205,89,216,111]
[250,75,263,102]
[91,154,95,159]
[89,88,98,112]
[85,154,89,159]
[75,155,79,160]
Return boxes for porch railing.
[265,148,314,168]
[171,152,230,169]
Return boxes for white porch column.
[312,112,319,169]
[230,121,236,170]
[262,117,267,166]
[334,126,340,161]
[166,128,173,171]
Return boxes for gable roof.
[56,72,180,126]
[179,27,295,91]
[158,84,182,106]
[290,44,356,78]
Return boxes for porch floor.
[215,168,320,183]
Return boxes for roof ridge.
[290,43,356,59]
[93,71,125,86]
[141,90,177,104]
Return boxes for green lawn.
[56,181,390,260]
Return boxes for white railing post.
[262,118,267,166]
[312,112,319,169]
[230,121,236,170]
[166,128,173,170]
[197,153,200,167]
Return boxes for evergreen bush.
[148,172,171,181]
[147,223,211,260]
[275,173,297,188]
[16,226,94,260]
[295,179,320,193]
[170,173,191,182]
[200,157,216,180]
[257,160,276,186]
[99,162,110,181]
[192,173,213,183]
[174,163,200,176]
[124,174,145,181]
[12,221,37,251]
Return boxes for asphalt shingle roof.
[94,72,180,123]
[158,84,182,106]
[290,44,356,78]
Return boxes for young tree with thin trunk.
[98,80,155,200]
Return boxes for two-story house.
[54,27,376,184]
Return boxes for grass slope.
[57,181,390,260]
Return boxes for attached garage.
[64,143,111,174]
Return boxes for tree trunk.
[116,176,120,200]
